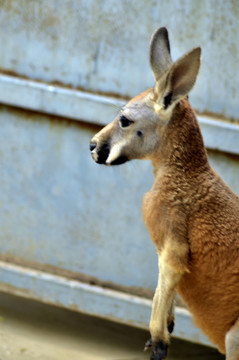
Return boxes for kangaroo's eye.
[119,116,133,128]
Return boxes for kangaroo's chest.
[142,190,166,248]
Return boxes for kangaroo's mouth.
[90,141,128,166]
[110,156,129,166]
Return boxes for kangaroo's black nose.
[89,142,96,152]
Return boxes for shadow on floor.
[0,291,225,359]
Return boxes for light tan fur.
[90,27,239,360]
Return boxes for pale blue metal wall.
[0,0,238,347]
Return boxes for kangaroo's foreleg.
[226,318,239,360]
[146,256,183,360]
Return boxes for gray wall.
[0,0,238,346]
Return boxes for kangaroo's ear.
[160,47,201,109]
[150,27,173,81]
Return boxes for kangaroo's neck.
[151,99,210,178]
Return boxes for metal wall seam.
[0,74,239,155]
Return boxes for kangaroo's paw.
[144,338,168,360]
[150,341,168,360]
[145,321,173,351]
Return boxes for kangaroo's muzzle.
[90,141,110,165]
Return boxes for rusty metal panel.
[0,0,238,120]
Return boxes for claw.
[168,320,174,334]
[144,338,152,351]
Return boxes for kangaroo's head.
[90,27,201,166]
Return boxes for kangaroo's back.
[178,164,239,353]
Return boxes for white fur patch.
[106,141,126,165]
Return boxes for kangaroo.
[90,27,239,360]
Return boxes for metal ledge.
[0,261,212,347]
[0,74,238,155]
[198,116,239,155]
[0,74,123,126]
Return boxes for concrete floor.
[0,292,224,360]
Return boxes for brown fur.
[143,98,239,353]
[90,27,239,359]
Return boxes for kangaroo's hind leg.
[226,318,239,360]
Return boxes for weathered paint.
[0,0,238,120]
